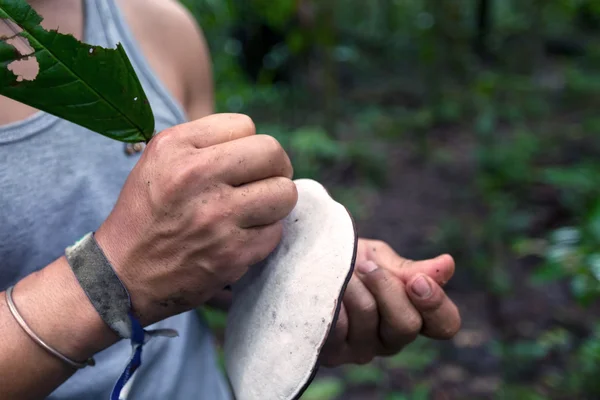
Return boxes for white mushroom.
[224,179,357,400]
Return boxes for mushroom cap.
[224,179,357,400]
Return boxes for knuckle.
[168,164,199,193]
[237,114,257,136]
[400,313,423,336]
[202,203,233,228]
[259,134,285,158]
[276,178,299,209]
[441,314,462,339]
[279,153,294,179]
[227,113,256,136]
[359,299,378,316]
[158,166,196,203]
[367,268,393,289]
[148,127,177,153]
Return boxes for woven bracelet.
[65,232,178,400]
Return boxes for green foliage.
[181,1,600,398]
[494,385,547,400]
[564,323,600,397]
[301,377,344,400]
[385,384,431,400]
[384,337,438,373]
[492,327,572,368]
[343,364,385,385]
[0,0,154,142]
[542,163,600,212]
[200,307,228,332]
[532,223,600,306]
[289,126,346,179]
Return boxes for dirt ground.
[313,132,599,399]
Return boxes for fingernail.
[357,260,378,274]
[411,275,432,299]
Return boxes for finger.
[222,222,284,281]
[232,177,298,228]
[406,274,461,339]
[391,254,455,287]
[320,303,350,367]
[356,261,423,355]
[176,113,257,149]
[342,273,379,364]
[364,240,455,287]
[331,303,349,345]
[207,134,294,186]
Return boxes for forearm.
[0,256,118,399]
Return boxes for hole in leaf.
[7,57,39,82]
[1,19,39,82]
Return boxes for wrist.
[13,256,119,362]
[94,221,152,324]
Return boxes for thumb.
[386,254,455,287]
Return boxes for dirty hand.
[319,238,461,367]
[95,113,297,326]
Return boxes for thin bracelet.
[5,285,96,369]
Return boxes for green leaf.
[0,0,154,142]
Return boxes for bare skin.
[0,0,460,399]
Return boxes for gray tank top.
[0,0,231,398]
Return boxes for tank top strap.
[84,0,188,125]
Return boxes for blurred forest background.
[180,0,600,399]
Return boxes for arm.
[179,9,215,120]
[0,4,287,398]
[0,257,118,399]
[120,0,215,121]
[0,113,296,399]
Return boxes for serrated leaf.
[0,0,154,142]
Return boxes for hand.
[319,239,461,367]
[95,113,297,326]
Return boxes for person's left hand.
[319,238,461,367]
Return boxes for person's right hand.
[95,113,297,326]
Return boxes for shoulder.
[118,0,214,120]
[119,0,200,46]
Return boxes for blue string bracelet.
[65,232,178,400]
